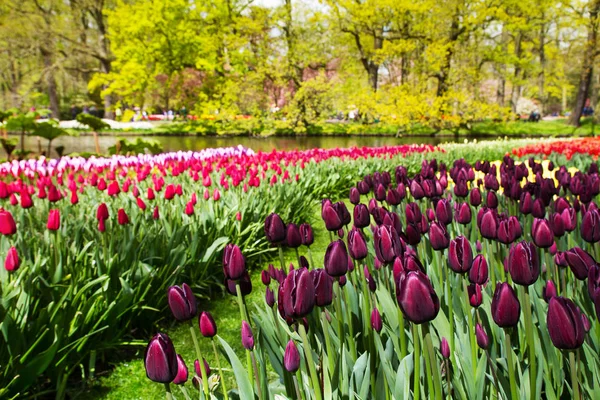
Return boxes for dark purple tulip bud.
[468,283,483,307]
[265,287,275,307]
[337,228,344,239]
[565,247,596,280]
[555,251,568,268]
[404,223,421,246]
[265,213,286,243]
[333,203,350,228]
[588,265,600,300]
[368,275,377,292]
[554,197,571,214]
[484,173,499,191]
[547,297,586,349]
[324,240,349,277]
[507,241,540,286]
[173,354,188,385]
[469,255,488,284]
[194,358,211,379]
[339,274,347,287]
[371,308,383,333]
[357,180,370,195]
[561,208,577,232]
[261,270,271,286]
[405,202,422,225]
[348,227,368,260]
[532,199,546,219]
[455,202,472,225]
[531,218,554,248]
[426,208,435,222]
[386,188,402,206]
[322,202,343,231]
[281,267,315,318]
[299,256,309,269]
[199,312,217,337]
[491,282,521,328]
[486,191,498,209]
[223,244,246,280]
[581,209,600,243]
[284,340,301,373]
[476,324,489,349]
[241,321,254,350]
[476,240,482,252]
[543,280,557,303]
[299,223,314,246]
[582,313,591,332]
[519,192,533,214]
[168,283,197,321]
[353,204,370,228]
[375,183,387,201]
[479,208,498,240]
[448,236,473,274]
[144,333,178,383]
[469,188,482,207]
[440,337,450,359]
[311,269,334,307]
[420,215,429,234]
[225,271,253,296]
[396,270,440,324]
[374,225,402,263]
[435,199,453,225]
[429,222,450,251]
[286,223,302,248]
[454,181,469,197]
[497,216,522,244]
[368,198,378,213]
[549,242,557,255]
[410,179,425,199]
[349,187,361,205]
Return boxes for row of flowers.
[143,153,600,399]
[512,137,600,159]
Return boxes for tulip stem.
[445,274,455,355]
[307,247,315,269]
[484,349,500,400]
[321,311,336,376]
[520,286,537,399]
[399,311,407,359]
[292,374,303,400]
[189,323,210,398]
[211,338,229,400]
[412,324,421,400]
[298,323,323,400]
[342,286,358,360]
[462,280,477,376]
[235,283,250,323]
[164,383,173,400]
[422,324,443,400]
[569,351,580,400]
[485,240,496,292]
[504,331,518,400]
[445,359,451,400]
[295,248,302,268]
[333,281,345,347]
[278,245,286,270]
[251,350,263,400]
[179,385,192,400]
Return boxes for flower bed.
[512,137,600,159]
[0,144,436,398]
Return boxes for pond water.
[16,133,476,156]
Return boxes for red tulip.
[47,209,60,231]
[4,247,20,272]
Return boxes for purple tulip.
[353,204,370,228]
[265,287,275,307]
[468,283,483,308]
[280,267,315,319]
[299,223,314,246]
[286,223,302,248]
[547,297,585,349]
[440,337,450,359]
[470,187,482,207]
[448,236,473,274]
[486,191,498,209]
[543,280,557,303]
[284,340,300,373]
[519,192,533,214]
[225,271,252,296]
[194,358,211,379]
[549,213,566,237]
[491,282,520,328]
[173,355,188,385]
[348,227,368,260]
[478,208,498,240]
[455,202,472,224]
[565,247,596,280]
[429,222,450,251]
[396,270,440,324]
[374,225,402,264]
[349,187,361,204]
[144,333,178,383]
[581,209,600,243]
[561,208,577,232]
[532,198,546,219]
[371,308,383,333]
[469,255,488,284]
[405,202,422,225]
[497,216,522,244]
[167,283,197,321]
[324,240,349,277]
[333,201,351,226]
[241,321,254,350]
[476,324,489,349]
[531,218,554,248]
[223,244,246,281]
[435,199,453,225]
[261,270,271,286]
[507,241,540,286]
[199,312,217,337]
[265,213,286,243]
[311,269,334,307]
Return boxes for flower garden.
[2,137,600,399]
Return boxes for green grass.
[60,118,600,138]
[77,203,333,400]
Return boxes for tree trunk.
[100,58,113,119]
[570,0,600,126]
[496,26,508,106]
[510,33,523,114]
[538,15,546,113]
[41,47,60,119]
[368,63,379,91]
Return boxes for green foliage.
[76,114,110,132]
[0,137,19,157]
[108,137,164,155]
